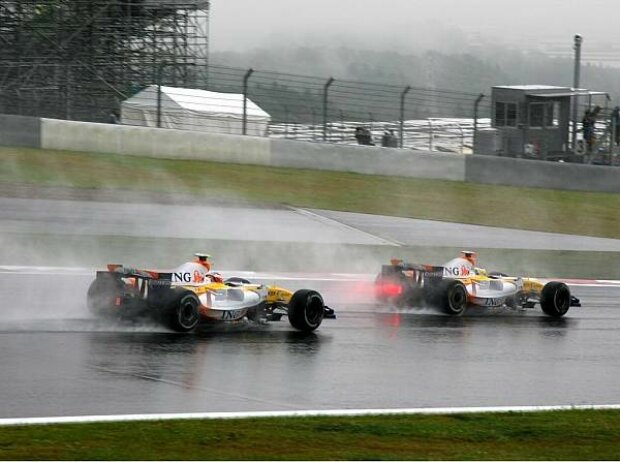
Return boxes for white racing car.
[87,254,335,332]
[375,251,581,317]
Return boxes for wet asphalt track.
[4,197,620,250]
[1,195,620,419]
[1,269,620,419]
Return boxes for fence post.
[400,85,411,148]
[242,68,254,135]
[473,93,485,153]
[156,64,163,128]
[323,77,334,141]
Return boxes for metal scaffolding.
[0,0,209,121]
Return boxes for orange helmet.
[460,250,477,265]
[194,253,212,271]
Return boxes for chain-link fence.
[0,61,493,153]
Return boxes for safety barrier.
[465,155,620,193]
[2,115,619,193]
[40,118,271,166]
[0,114,40,147]
[271,139,465,181]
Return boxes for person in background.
[354,126,374,146]
[612,106,620,147]
[381,130,391,147]
[582,106,601,154]
[354,126,365,145]
[362,127,374,146]
[108,109,120,124]
[388,129,398,147]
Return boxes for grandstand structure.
[0,0,209,121]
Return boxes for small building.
[121,85,271,136]
[475,85,608,159]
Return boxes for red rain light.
[377,283,403,297]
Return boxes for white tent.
[120,85,271,136]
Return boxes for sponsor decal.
[444,266,471,277]
[484,297,502,306]
[193,270,205,283]
[221,309,246,320]
[172,272,206,284]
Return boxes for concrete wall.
[465,155,620,193]
[40,118,271,166]
[271,139,465,181]
[39,118,465,182]
[0,114,41,148]
[2,114,619,193]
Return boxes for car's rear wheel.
[288,289,324,332]
[87,274,125,318]
[540,282,571,317]
[162,290,201,332]
[437,280,468,316]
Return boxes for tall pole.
[473,93,485,152]
[157,64,163,128]
[323,77,334,142]
[242,68,254,135]
[571,34,583,151]
[399,85,411,148]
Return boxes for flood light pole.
[242,68,254,135]
[473,93,485,151]
[571,34,583,151]
[323,77,334,141]
[399,85,411,148]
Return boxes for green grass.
[2,410,620,460]
[2,146,619,239]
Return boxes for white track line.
[2,404,620,427]
[289,207,402,246]
[1,266,620,286]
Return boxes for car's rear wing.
[102,264,173,282]
[380,262,445,285]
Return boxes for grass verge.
[2,146,619,239]
[2,410,620,460]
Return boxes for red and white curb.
[2,404,620,427]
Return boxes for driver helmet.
[209,272,223,283]
[460,250,477,266]
[194,253,212,271]
[475,267,488,277]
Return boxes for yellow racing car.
[87,255,335,332]
[375,251,580,317]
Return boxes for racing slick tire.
[87,274,125,318]
[437,279,468,316]
[288,289,325,332]
[162,290,201,332]
[540,282,571,318]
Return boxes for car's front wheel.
[540,282,571,317]
[288,289,325,332]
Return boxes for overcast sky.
[210,0,618,55]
